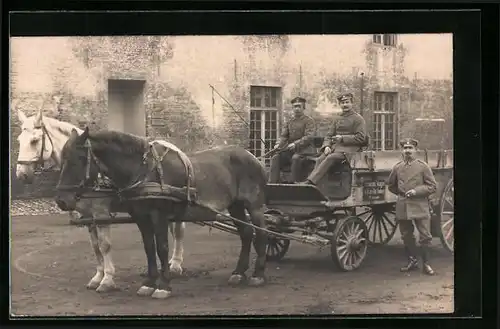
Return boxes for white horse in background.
[14,100,185,292]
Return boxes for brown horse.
[55,127,269,299]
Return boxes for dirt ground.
[10,214,454,316]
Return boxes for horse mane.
[91,130,148,156]
[41,115,82,137]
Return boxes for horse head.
[55,127,151,211]
[15,101,55,183]
[55,126,101,211]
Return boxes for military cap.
[399,138,419,148]
[337,92,354,102]
[291,96,306,105]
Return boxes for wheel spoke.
[382,213,396,229]
[442,217,453,228]
[377,217,384,243]
[372,216,380,242]
[338,248,348,262]
[357,209,371,217]
[445,224,453,241]
[337,244,348,251]
[365,214,375,230]
[380,215,390,240]
[273,243,281,256]
[338,237,349,245]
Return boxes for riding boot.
[420,245,435,276]
[400,245,419,272]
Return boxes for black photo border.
[3,1,498,329]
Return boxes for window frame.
[249,86,282,166]
[373,34,398,47]
[372,91,398,151]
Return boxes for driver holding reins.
[268,96,316,184]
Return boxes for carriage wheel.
[356,204,398,245]
[266,234,290,261]
[438,179,454,253]
[331,216,369,271]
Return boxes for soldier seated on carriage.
[301,92,368,185]
[268,96,316,184]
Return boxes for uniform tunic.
[321,110,367,154]
[387,158,438,221]
[277,113,316,154]
[306,109,366,184]
[269,113,316,183]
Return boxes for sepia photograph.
[10,33,454,316]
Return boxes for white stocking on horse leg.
[87,225,104,290]
[169,222,184,275]
[95,225,117,292]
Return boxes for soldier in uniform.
[301,92,367,185]
[268,96,316,183]
[387,138,438,275]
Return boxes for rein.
[17,124,56,172]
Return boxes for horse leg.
[95,225,117,292]
[135,215,159,297]
[151,208,172,299]
[227,202,253,286]
[86,225,104,290]
[169,221,185,276]
[246,205,268,287]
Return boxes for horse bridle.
[55,139,107,198]
[17,124,56,172]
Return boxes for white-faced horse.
[14,104,186,292]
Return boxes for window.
[249,86,281,166]
[373,34,397,47]
[250,86,279,108]
[372,92,398,150]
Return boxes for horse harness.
[57,139,197,204]
[118,141,197,203]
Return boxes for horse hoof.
[151,289,172,299]
[86,281,100,290]
[228,274,245,286]
[96,283,117,293]
[169,263,183,276]
[136,286,155,296]
[247,276,266,287]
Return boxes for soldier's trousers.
[398,219,433,257]
[307,152,346,185]
[268,151,304,183]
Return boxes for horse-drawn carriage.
[70,136,454,272]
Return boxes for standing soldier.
[301,92,367,185]
[268,96,316,184]
[388,138,438,275]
